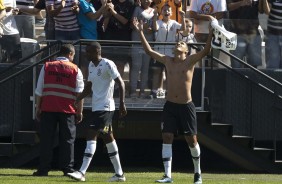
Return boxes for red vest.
[41,61,78,113]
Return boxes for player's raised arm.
[132,17,166,64]
[187,24,213,66]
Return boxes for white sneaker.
[108,174,126,182]
[67,171,86,182]
[155,175,173,183]
[156,89,166,99]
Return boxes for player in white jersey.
[67,41,127,182]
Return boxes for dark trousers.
[0,34,22,63]
[38,112,76,173]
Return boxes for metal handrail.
[216,49,282,91]
[211,53,282,99]
[2,39,281,101]
[0,41,62,78]
[0,50,61,84]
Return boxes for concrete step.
[253,147,275,160]
[232,135,254,148]
[0,143,27,156]
[211,123,233,136]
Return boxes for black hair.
[161,4,171,11]
[60,44,75,55]
[88,41,101,50]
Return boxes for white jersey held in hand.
[210,19,237,51]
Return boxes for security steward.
[33,44,84,176]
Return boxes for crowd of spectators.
[0,0,281,98]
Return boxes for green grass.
[1,168,282,184]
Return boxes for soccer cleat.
[108,174,126,182]
[67,171,86,182]
[63,168,75,176]
[155,175,173,183]
[194,173,202,184]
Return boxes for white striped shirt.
[267,1,282,35]
[46,0,79,31]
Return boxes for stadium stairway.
[0,38,281,173]
[0,131,58,168]
[0,98,282,172]
[197,115,282,174]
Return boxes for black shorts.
[86,111,114,134]
[162,101,197,136]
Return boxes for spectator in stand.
[0,0,21,63]
[34,0,46,25]
[18,0,55,64]
[151,4,185,98]
[78,0,107,40]
[46,0,80,40]
[153,5,185,57]
[14,0,35,38]
[18,0,55,39]
[176,18,198,56]
[0,0,5,42]
[264,0,282,68]
[149,0,182,99]
[189,0,226,43]
[130,0,154,98]
[151,0,182,23]
[0,0,6,21]
[134,0,140,6]
[189,0,226,66]
[90,0,105,40]
[227,0,268,68]
[101,0,135,86]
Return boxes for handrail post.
[201,58,205,111]
[10,78,16,168]
[31,65,36,120]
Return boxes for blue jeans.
[14,15,35,39]
[265,33,282,69]
[55,30,80,41]
[231,34,262,68]
[130,45,151,93]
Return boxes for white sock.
[80,140,97,175]
[162,144,172,178]
[106,140,123,176]
[189,143,201,174]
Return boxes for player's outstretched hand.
[132,17,143,32]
